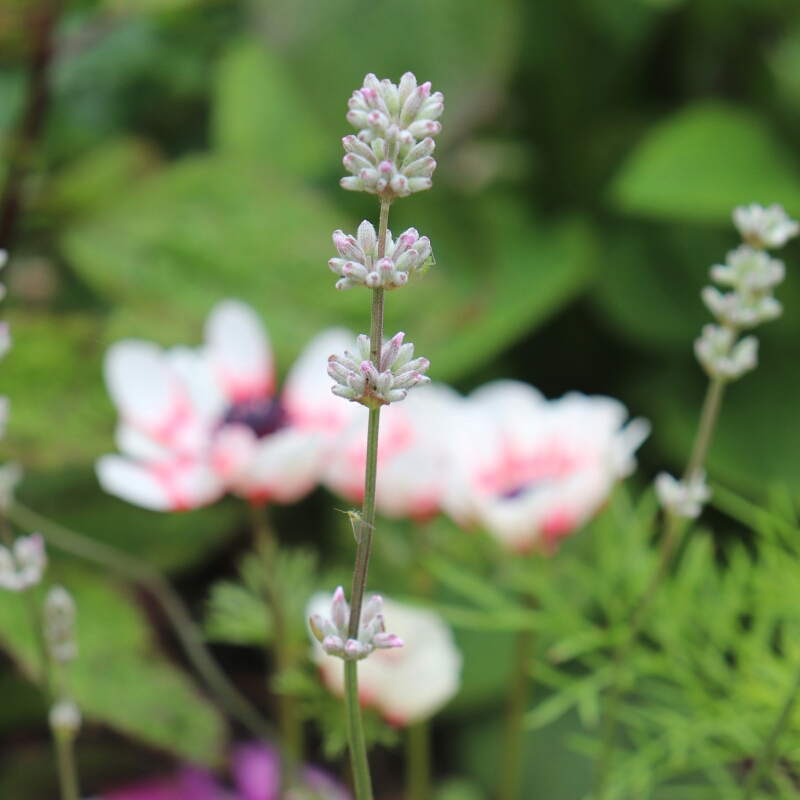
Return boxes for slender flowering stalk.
[593,204,799,800]
[317,73,443,800]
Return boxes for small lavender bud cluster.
[44,585,78,664]
[309,587,403,661]
[342,135,437,197]
[329,221,433,291]
[328,331,430,407]
[695,203,798,382]
[733,203,800,249]
[0,533,47,591]
[341,73,443,199]
[655,470,713,519]
[49,699,82,737]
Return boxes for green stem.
[250,504,304,772]
[593,375,727,799]
[344,195,391,800]
[683,376,726,482]
[54,733,80,800]
[498,623,537,800]
[7,502,273,740]
[742,660,800,799]
[406,721,431,800]
[345,660,373,800]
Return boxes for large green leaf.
[0,570,227,763]
[211,38,333,177]
[608,104,800,225]
[2,312,113,470]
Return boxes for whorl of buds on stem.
[0,533,46,592]
[655,470,712,519]
[329,221,433,291]
[328,332,430,408]
[309,586,403,661]
[341,73,443,199]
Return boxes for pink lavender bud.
[344,639,367,659]
[340,177,365,192]
[309,614,325,643]
[322,635,345,656]
[330,587,347,630]
[380,333,404,371]
[373,632,404,649]
[362,594,383,624]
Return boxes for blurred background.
[2,0,800,797]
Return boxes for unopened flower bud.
[0,533,47,592]
[49,699,81,737]
[733,203,799,249]
[694,324,759,381]
[655,470,712,519]
[45,585,78,664]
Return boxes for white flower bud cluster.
[49,698,82,737]
[309,586,403,661]
[45,585,78,664]
[694,324,758,381]
[341,73,443,199]
[0,533,47,591]
[655,470,712,519]
[329,221,433,291]
[734,203,800,249]
[695,204,798,381]
[328,331,430,407]
[342,135,437,197]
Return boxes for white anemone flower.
[96,301,357,511]
[307,592,462,727]
[323,382,460,521]
[443,381,650,553]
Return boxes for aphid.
[336,508,375,544]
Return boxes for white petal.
[166,345,227,424]
[236,428,327,504]
[104,340,185,435]
[210,423,259,483]
[114,423,172,461]
[96,454,224,511]
[204,300,274,403]
[283,327,363,435]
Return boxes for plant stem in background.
[7,502,273,740]
[407,721,431,800]
[498,596,538,800]
[250,504,304,773]
[593,374,728,799]
[344,194,391,800]
[1,520,79,800]
[742,660,800,798]
[0,0,63,250]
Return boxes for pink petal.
[205,300,274,403]
[210,423,259,482]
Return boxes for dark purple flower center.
[224,397,287,439]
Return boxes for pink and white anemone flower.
[307,592,462,727]
[96,300,358,512]
[322,381,460,521]
[443,381,650,553]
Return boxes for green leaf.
[211,38,332,176]
[0,570,227,763]
[609,103,800,224]
[422,553,515,611]
[205,580,273,646]
[2,312,113,470]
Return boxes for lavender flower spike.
[0,533,47,592]
[328,332,430,408]
[309,586,403,662]
[733,203,799,250]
